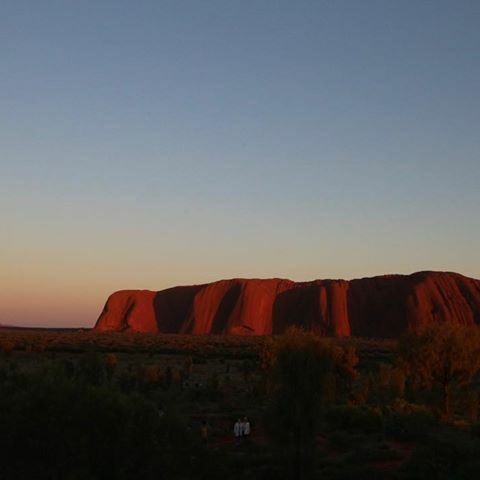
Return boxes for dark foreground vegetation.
[1,325,480,479]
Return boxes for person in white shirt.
[234,418,241,440]
[239,418,246,438]
[243,417,250,439]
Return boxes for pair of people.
[233,417,250,440]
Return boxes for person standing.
[234,418,241,442]
[243,417,250,440]
[239,417,246,439]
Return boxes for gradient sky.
[1,0,479,327]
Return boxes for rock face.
[95,272,480,338]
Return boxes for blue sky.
[1,0,479,326]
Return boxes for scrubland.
[0,326,479,479]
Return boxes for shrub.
[398,433,478,480]
[263,328,358,479]
[183,355,193,378]
[326,405,384,434]
[0,366,227,480]
[0,339,16,356]
[116,370,138,392]
[76,350,105,385]
[471,422,480,438]
[384,400,437,441]
[327,431,369,452]
[104,353,118,381]
[398,324,480,419]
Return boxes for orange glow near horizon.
[2,251,479,328]
[2,1,480,328]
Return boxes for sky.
[1,0,479,327]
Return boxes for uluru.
[95,271,480,338]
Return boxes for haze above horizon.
[1,1,479,327]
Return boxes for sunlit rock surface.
[95,272,480,338]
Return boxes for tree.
[264,327,358,480]
[398,324,480,419]
[104,353,118,382]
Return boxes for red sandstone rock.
[94,272,480,338]
[95,290,157,332]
